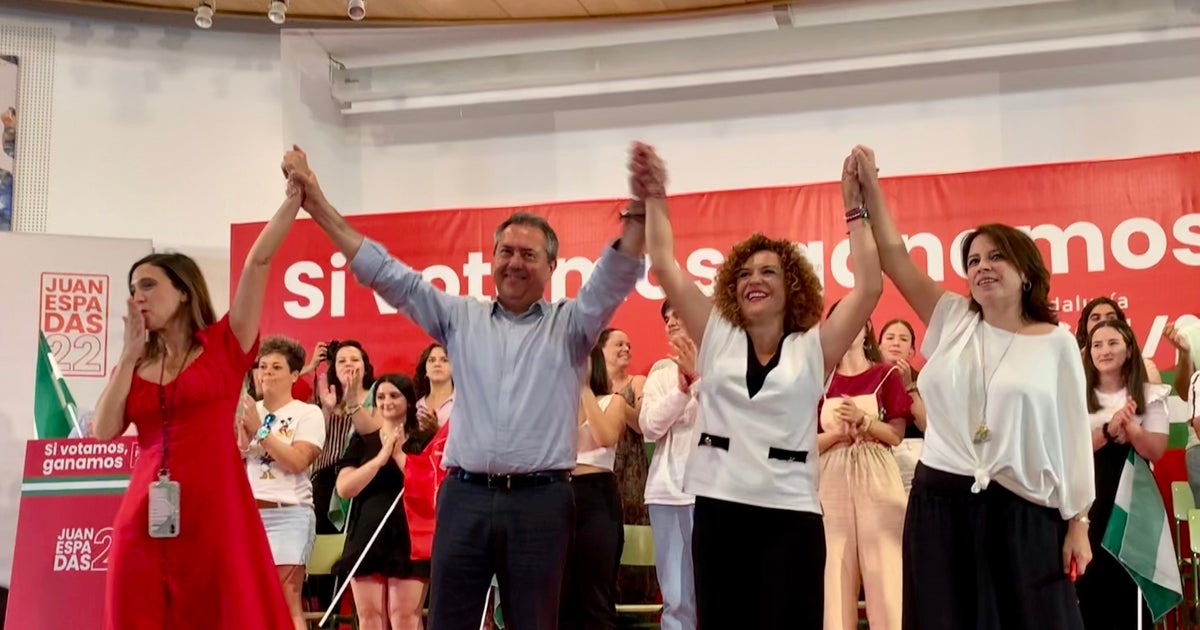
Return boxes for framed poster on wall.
[0,55,16,232]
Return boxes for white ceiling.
[282,0,1200,116]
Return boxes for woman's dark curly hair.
[715,233,823,334]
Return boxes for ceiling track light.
[267,0,288,25]
[347,0,365,21]
[194,0,214,29]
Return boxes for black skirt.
[1076,441,1152,629]
[902,463,1084,630]
[692,496,825,630]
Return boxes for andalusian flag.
[1101,450,1183,621]
[33,331,80,439]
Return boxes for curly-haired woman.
[641,143,882,629]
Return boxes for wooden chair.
[303,534,357,629]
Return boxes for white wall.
[0,9,286,313]
[0,11,1194,295]
[347,43,1200,214]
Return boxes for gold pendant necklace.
[975,322,1029,445]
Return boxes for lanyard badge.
[148,472,181,539]
[150,340,194,540]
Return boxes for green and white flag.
[1101,449,1183,622]
[33,331,80,439]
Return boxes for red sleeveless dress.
[104,316,292,629]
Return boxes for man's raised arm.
[568,143,658,342]
[284,145,461,343]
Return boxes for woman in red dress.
[93,169,305,629]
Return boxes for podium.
[6,437,139,630]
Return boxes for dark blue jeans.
[428,475,574,630]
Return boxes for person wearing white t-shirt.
[858,143,1093,630]
[1075,319,1169,629]
[236,337,326,630]
[638,300,701,630]
[643,147,883,628]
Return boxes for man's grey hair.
[494,212,559,262]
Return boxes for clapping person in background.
[335,374,427,630]
[237,336,326,630]
[402,344,455,601]
[1075,297,1162,383]
[644,145,882,628]
[859,142,1093,630]
[97,164,304,628]
[414,343,454,433]
[816,303,909,630]
[560,348,633,630]
[1075,319,1169,629]
[638,300,701,630]
[877,318,926,493]
[310,339,376,537]
[1164,321,1200,501]
[596,328,659,605]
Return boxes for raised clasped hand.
[841,152,863,210]
[851,145,880,190]
[629,141,667,200]
[281,144,324,210]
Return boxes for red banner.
[231,152,1200,379]
[8,437,139,630]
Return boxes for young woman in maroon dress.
[93,165,305,629]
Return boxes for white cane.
[1136,586,1142,629]
[478,585,491,630]
[318,488,405,628]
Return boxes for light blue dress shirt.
[350,237,643,474]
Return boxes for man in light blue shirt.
[282,145,652,630]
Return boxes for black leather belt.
[449,468,572,490]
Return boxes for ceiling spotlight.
[267,0,287,24]
[194,1,214,28]
[347,0,365,21]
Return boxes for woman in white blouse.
[642,143,882,628]
[236,336,327,630]
[858,145,1094,630]
[1075,319,1169,629]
